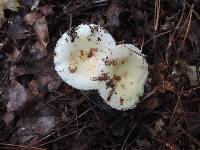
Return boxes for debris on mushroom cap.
[97,44,148,110]
[54,23,149,110]
[54,24,116,90]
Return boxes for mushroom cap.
[76,24,92,39]
[97,44,148,110]
[54,24,116,90]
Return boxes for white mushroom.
[54,24,116,90]
[97,44,148,110]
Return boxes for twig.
[152,0,160,64]
[165,2,186,64]
[120,121,139,150]
[169,87,184,125]
[25,132,55,149]
[144,28,176,45]
[0,143,45,150]
[180,4,194,49]
[169,123,200,141]
[153,0,161,32]
[38,126,91,147]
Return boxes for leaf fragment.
[0,0,20,27]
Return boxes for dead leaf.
[7,80,28,112]
[2,112,14,126]
[30,41,47,59]
[106,0,121,26]
[158,79,175,93]
[0,0,20,27]
[34,116,55,133]
[25,14,49,59]
[24,11,43,25]
[39,5,54,16]
[24,12,48,59]
[34,16,48,47]
[7,75,61,112]
[47,78,62,91]
[28,75,61,99]
[10,65,32,80]
[28,77,50,98]
[154,118,165,133]
[186,65,200,86]
[15,115,55,144]
[153,63,175,93]
[7,16,31,40]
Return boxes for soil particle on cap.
[68,66,77,73]
[87,48,98,58]
[120,97,124,105]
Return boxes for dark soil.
[0,0,200,150]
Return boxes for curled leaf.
[0,0,20,27]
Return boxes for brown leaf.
[7,80,28,112]
[15,115,55,144]
[29,75,62,97]
[24,12,43,25]
[39,5,54,16]
[28,76,49,98]
[10,65,32,80]
[158,79,175,93]
[29,16,49,59]
[153,63,175,93]
[24,12,49,59]
[7,16,31,40]
[154,118,165,133]
[7,75,61,112]
[33,16,49,48]
[106,0,121,26]
[2,112,14,126]
[30,41,47,59]
[186,65,200,86]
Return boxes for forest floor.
[0,0,200,150]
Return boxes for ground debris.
[7,80,28,112]
[30,14,49,59]
[152,63,175,93]
[106,0,121,27]
[0,0,200,149]
[13,115,55,144]
[7,75,61,112]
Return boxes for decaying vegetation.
[0,0,200,149]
